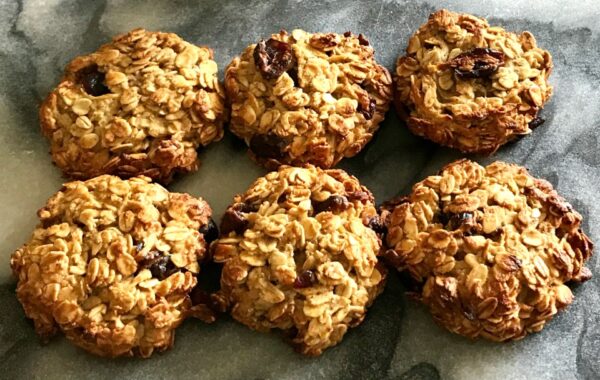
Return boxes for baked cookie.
[381,159,593,341]
[225,30,393,169]
[394,10,553,153]
[40,28,227,184]
[212,165,386,355]
[10,175,219,357]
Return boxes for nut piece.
[10,175,216,357]
[212,165,387,355]
[225,29,393,169]
[381,159,593,341]
[40,28,228,184]
[393,10,553,153]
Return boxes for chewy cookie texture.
[394,10,553,153]
[10,175,218,357]
[212,165,386,355]
[225,29,393,169]
[382,159,593,341]
[40,28,227,184]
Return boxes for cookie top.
[225,30,393,169]
[394,10,553,153]
[40,28,227,184]
[382,159,593,341]
[212,165,386,355]
[10,175,216,357]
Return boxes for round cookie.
[40,28,227,184]
[394,10,553,153]
[10,175,218,357]
[225,29,393,169]
[381,159,593,341]
[212,165,387,355]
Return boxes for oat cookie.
[381,159,593,341]
[394,10,553,153]
[225,30,393,169]
[212,165,387,355]
[40,28,227,184]
[10,175,218,357]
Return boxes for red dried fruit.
[78,65,110,96]
[366,215,386,235]
[139,251,177,280]
[220,203,257,235]
[200,218,218,245]
[358,33,370,46]
[347,190,371,204]
[446,47,505,79]
[529,116,545,129]
[253,38,296,79]
[357,96,376,120]
[249,134,289,159]
[294,270,317,288]
[313,195,350,214]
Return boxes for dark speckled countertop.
[1,1,599,379]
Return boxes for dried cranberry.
[313,195,350,214]
[347,190,371,204]
[78,65,110,96]
[448,48,505,79]
[528,117,545,129]
[249,134,289,160]
[220,203,257,235]
[253,38,296,79]
[366,216,386,235]
[294,270,317,288]
[199,218,218,245]
[357,96,376,120]
[446,212,475,231]
[343,31,352,38]
[358,33,370,46]
[139,252,177,280]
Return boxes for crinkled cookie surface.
[382,159,593,341]
[394,10,553,153]
[40,28,227,184]
[225,29,393,169]
[10,175,217,357]
[212,165,386,355]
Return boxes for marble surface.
[1,0,599,379]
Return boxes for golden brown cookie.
[394,10,553,153]
[225,30,393,169]
[40,28,227,184]
[10,175,219,357]
[381,159,593,341]
[212,165,387,355]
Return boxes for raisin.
[343,31,352,38]
[294,270,317,288]
[358,33,370,46]
[445,212,476,232]
[139,252,177,280]
[528,116,545,129]
[253,38,296,79]
[249,134,289,160]
[447,48,505,79]
[199,218,218,245]
[366,215,386,235]
[357,96,376,120]
[220,203,257,235]
[347,190,371,204]
[313,195,350,214]
[78,65,110,96]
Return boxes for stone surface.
[0,0,598,379]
